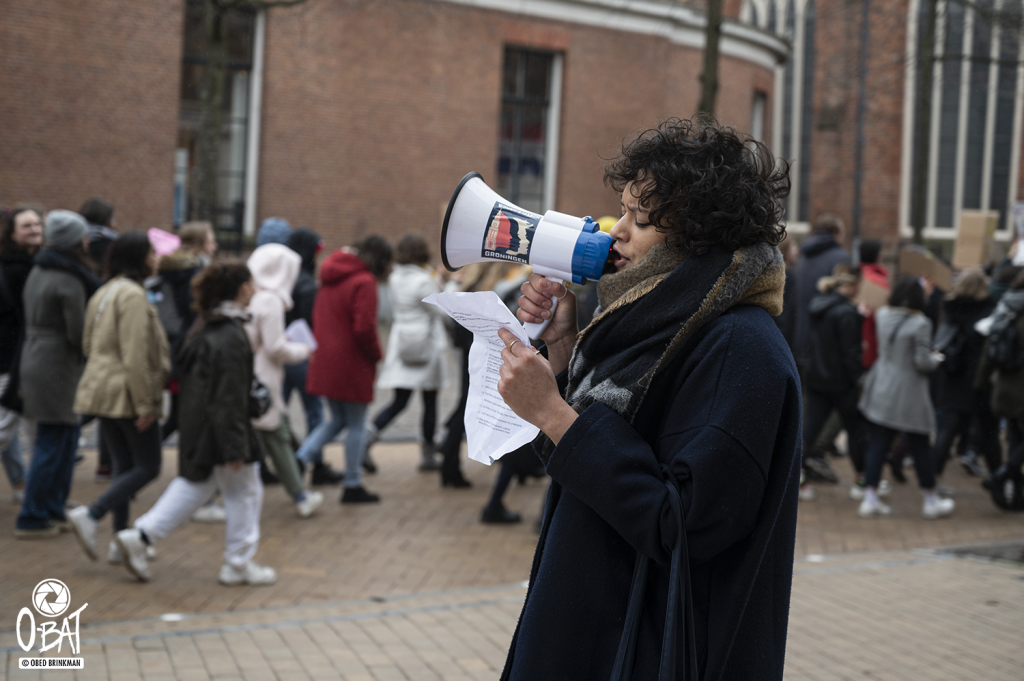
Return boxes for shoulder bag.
[610,478,699,681]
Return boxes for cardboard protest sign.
[899,247,952,291]
[857,278,890,311]
[953,210,998,269]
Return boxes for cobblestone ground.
[1,409,1022,678]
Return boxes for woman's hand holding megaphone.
[517,274,578,375]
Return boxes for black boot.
[311,463,345,486]
[341,486,380,504]
[260,465,281,485]
[480,505,521,524]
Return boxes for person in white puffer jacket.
[246,244,322,517]
[367,234,449,472]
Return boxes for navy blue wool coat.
[502,305,803,681]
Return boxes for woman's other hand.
[516,274,578,373]
[135,415,156,432]
[496,328,578,445]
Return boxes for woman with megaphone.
[491,118,801,681]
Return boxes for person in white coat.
[367,234,449,471]
[246,244,323,517]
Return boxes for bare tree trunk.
[911,0,937,245]
[699,0,724,117]
[196,0,227,223]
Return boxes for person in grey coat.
[15,210,99,538]
[858,277,954,520]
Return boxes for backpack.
[146,277,184,339]
[934,321,968,374]
[985,312,1024,373]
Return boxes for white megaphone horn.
[441,172,614,339]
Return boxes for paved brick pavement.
[1,434,1023,678]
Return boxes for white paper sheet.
[423,291,541,465]
[285,319,318,351]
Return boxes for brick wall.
[0,0,182,231]
[804,0,911,255]
[257,0,779,250]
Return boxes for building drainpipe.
[243,10,266,238]
[852,0,869,267]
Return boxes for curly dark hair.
[192,260,252,314]
[604,118,790,255]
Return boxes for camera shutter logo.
[32,579,70,618]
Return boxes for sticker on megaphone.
[441,172,614,339]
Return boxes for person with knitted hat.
[492,119,801,681]
[15,210,99,538]
[257,217,291,247]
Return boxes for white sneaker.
[12,488,24,505]
[849,479,892,500]
[218,561,276,586]
[923,496,955,520]
[858,498,892,518]
[296,490,323,518]
[114,529,151,581]
[109,539,156,563]
[67,506,98,560]
[191,504,227,523]
[798,484,817,501]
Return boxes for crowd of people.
[5,168,1024,598]
[0,200,544,587]
[780,215,1024,517]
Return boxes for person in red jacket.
[296,235,392,503]
[859,239,889,368]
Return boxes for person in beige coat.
[67,232,171,561]
[246,244,323,517]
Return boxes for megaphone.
[441,172,614,339]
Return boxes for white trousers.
[134,463,263,569]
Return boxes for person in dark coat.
[803,263,868,493]
[79,198,119,480]
[16,210,99,538]
[933,269,998,481]
[284,227,342,485]
[297,236,392,503]
[792,213,850,371]
[79,197,118,277]
[495,119,801,681]
[0,207,44,504]
[114,261,276,585]
[155,221,218,443]
[976,271,1024,509]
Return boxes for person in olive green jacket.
[110,261,276,585]
[68,232,170,561]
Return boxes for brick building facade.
[3,0,1019,254]
[0,0,783,249]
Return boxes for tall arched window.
[907,0,1024,236]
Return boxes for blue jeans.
[295,400,368,488]
[16,423,78,530]
[2,433,26,487]
[283,361,325,463]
